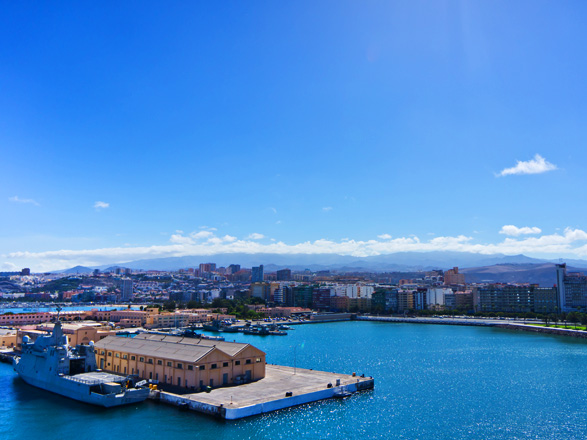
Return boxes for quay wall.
[497,323,587,339]
[150,377,374,420]
[223,379,374,420]
[357,316,498,327]
[151,390,227,418]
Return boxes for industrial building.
[95,334,266,390]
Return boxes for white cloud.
[498,154,557,177]
[190,230,214,240]
[247,233,265,240]
[94,201,110,210]
[377,234,392,240]
[322,207,333,212]
[269,207,277,214]
[9,196,40,206]
[9,227,587,272]
[499,225,542,236]
[1,262,18,271]
[169,234,194,245]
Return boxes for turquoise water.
[3,321,587,440]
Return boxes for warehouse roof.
[95,334,264,363]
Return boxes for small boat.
[334,386,352,399]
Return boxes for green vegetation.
[158,297,267,320]
[31,277,81,293]
[528,323,587,331]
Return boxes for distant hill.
[59,265,93,274]
[79,251,585,272]
[53,252,587,285]
[460,263,587,285]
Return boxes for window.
[131,356,136,361]
[235,361,241,366]
[148,359,153,364]
[108,352,112,357]
[199,365,205,370]
[246,359,251,364]
[211,364,217,369]
[187,365,193,371]
[167,362,172,367]
[100,350,105,355]
[177,363,183,369]
[223,362,228,367]
[256,358,261,363]
[157,360,162,365]
[139,357,145,362]
[115,353,120,358]
[123,354,128,359]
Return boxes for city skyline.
[2,1,587,271]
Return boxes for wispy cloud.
[499,225,542,236]
[378,234,392,240]
[322,206,333,212]
[94,201,110,210]
[498,154,557,177]
[247,233,265,240]
[9,196,40,206]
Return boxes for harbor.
[4,320,587,439]
[151,364,373,419]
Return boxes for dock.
[150,364,374,420]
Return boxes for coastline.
[357,315,587,339]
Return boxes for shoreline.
[357,315,587,339]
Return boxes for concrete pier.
[150,364,374,420]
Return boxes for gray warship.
[13,311,150,407]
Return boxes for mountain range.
[56,251,587,284]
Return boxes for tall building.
[312,288,332,310]
[121,278,133,302]
[227,264,241,275]
[556,263,587,311]
[199,263,216,273]
[372,288,399,313]
[251,265,264,283]
[250,283,270,301]
[478,284,534,313]
[426,288,452,310]
[276,269,292,281]
[444,267,465,285]
[293,285,313,308]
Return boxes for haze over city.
[2,1,587,271]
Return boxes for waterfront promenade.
[357,315,503,326]
[358,315,587,339]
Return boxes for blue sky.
[2,1,587,271]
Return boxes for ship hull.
[17,373,150,407]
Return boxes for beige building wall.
[0,333,16,348]
[95,340,266,390]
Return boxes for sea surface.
[3,321,587,440]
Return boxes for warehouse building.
[95,334,266,391]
